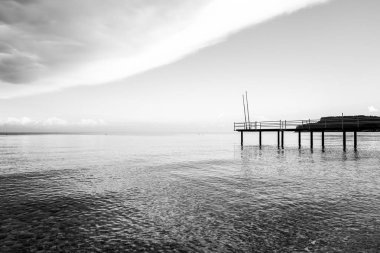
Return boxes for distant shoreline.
[0,132,233,136]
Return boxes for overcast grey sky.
[1,0,379,132]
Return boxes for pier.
[234,117,380,151]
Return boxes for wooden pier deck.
[234,117,380,151]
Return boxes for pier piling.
[310,131,314,149]
[298,131,301,149]
[241,131,243,146]
[281,131,284,149]
[343,131,346,151]
[277,131,280,149]
[259,131,262,148]
[322,131,325,150]
[354,131,357,151]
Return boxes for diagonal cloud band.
[0,0,331,98]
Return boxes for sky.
[1,0,380,133]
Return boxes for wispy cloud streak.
[0,0,331,98]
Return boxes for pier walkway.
[234,117,380,151]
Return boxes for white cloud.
[0,117,106,128]
[4,117,36,125]
[0,0,331,98]
[368,106,378,113]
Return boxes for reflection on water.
[0,133,379,252]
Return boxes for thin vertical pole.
[298,131,301,149]
[310,131,314,149]
[259,131,262,148]
[354,131,357,151]
[242,95,247,129]
[245,91,250,129]
[241,131,244,146]
[277,131,280,149]
[343,131,346,151]
[322,131,325,150]
[281,131,284,149]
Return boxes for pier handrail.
[234,117,380,131]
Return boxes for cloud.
[0,117,106,128]
[368,106,378,113]
[4,117,36,125]
[0,0,331,98]
[0,46,45,84]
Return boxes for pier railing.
[234,117,380,131]
[234,119,317,130]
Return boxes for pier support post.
[343,131,346,151]
[277,131,280,149]
[241,131,243,146]
[259,131,262,148]
[322,131,325,150]
[354,131,357,151]
[298,131,301,149]
[281,131,284,149]
[310,131,313,149]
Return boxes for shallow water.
[0,133,379,252]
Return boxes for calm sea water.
[0,133,379,252]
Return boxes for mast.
[245,91,250,129]
[242,95,247,129]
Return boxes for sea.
[0,132,379,252]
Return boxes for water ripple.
[0,134,379,252]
